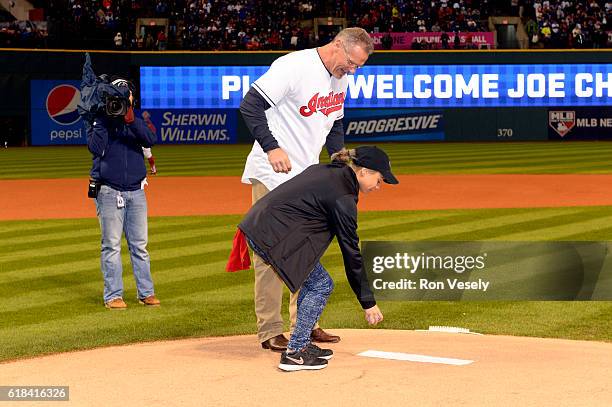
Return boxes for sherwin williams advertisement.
[135,109,237,144]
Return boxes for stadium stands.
[0,0,609,50]
[526,0,610,48]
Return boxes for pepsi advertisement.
[141,64,611,109]
[30,80,86,146]
[343,109,444,141]
[137,109,237,144]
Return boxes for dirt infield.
[1,329,611,406]
[3,174,612,220]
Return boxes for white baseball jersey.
[241,48,348,191]
[142,147,152,159]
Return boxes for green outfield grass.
[3,142,612,179]
[2,142,612,362]
[1,207,612,362]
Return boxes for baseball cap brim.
[382,169,399,184]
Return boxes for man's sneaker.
[105,298,127,310]
[138,295,160,306]
[305,343,333,360]
[278,349,328,372]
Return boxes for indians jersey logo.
[46,84,81,125]
[299,91,346,117]
[549,111,575,137]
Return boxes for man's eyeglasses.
[341,42,362,69]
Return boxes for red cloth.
[124,106,135,124]
[226,228,251,272]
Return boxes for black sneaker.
[278,349,328,372]
[305,343,333,360]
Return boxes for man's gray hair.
[335,27,374,55]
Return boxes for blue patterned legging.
[246,238,334,351]
[288,262,334,351]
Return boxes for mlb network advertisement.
[30,80,236,145]
[548,107,612,140]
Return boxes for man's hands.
[124,106,135,124]
[124,91,135,124]
[267,147,292,173]
[364,305,383,325]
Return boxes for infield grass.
[3,141,612,179]
[2,206,612,362]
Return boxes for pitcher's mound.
[1,329,611,406]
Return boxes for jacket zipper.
[124,126,128,188]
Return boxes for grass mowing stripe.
[0,230,231,273]
[0,259,96,282]
[429,210,612,240]
[387,149,608,164]
[0,258,235,312]
[540,302,612,339]
[1,223,235,254]
[0,224,235,279]
[0,262,250,328]
[499,215,612,240]
[6,143,612,179]
[357,210,483,232]
[561,224,612,240]
[0,220,97,236]
[359,208,585,241]
[0,300,256,361]
[1,231,99,250]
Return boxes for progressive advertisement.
[343,109,444,141]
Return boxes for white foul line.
[357,350,473,366]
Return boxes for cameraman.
[86,77,160,310]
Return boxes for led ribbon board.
[141,64,611,109]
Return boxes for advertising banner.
[370,32,495,50]
[548,107,612,140]
[30,80,86,145]
[343,109,444,141]
[141,64,611,109]
[136,109,237,144]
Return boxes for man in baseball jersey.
[239,27,374,351]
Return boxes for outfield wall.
[1,49,610,145]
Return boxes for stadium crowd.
[526,0,610,48]
[0,0,609,49]
[350,0,489,35]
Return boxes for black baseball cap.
[353,146,399,184]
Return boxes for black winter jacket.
[239,162,376,309]
[86,115,156,191]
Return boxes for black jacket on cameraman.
[86,114,156,191]
[239,162,376,309]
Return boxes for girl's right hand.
[364,305,383,325]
